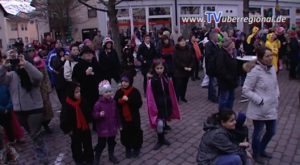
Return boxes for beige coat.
[242,62,280,120]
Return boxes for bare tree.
[78,0,130,61]
[32,0,81,41]
[243,0,250,34]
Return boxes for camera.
[9,59,20,66]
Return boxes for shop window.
[149,7,170,16]
[296,8,300,16]
[133,8,146,33]
[249,7,261,17]
[263,7,273,17]
[279,8,289,16]
[180,6,200,15]
[149,18,171,33]
[117,8,129,18]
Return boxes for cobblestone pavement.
[16,70,300,165]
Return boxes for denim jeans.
[252,120,276,157]
[218,89,235,110]
[215,154,242,165]
[208,76,218,102]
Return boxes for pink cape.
[146,78,181,128]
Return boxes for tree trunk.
[243,0,250,34]
[107,0,122,62]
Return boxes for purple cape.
[146,78,181,128]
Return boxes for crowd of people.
[0,24,299,165]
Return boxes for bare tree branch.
[78,0,108,12]
[115,0,124,5]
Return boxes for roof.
[0,0,35,16]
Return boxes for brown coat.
[173,45,194,78]
[40,66,53,121]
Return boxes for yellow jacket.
[265,33,281,57]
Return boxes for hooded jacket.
[0,63,43,111]
[197,117,246,165]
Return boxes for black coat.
[289,38,300,61]
[216,48,238,90]
[277,34,287,58]
[150,75,172,119]
[205,41,220,77]
[137,42,159,75]
[122,50,136,77]
[114,87,143,126]
[98,49,121,80]
[72,59,102,115]
[60,98,90,134]
[173,45,194,78]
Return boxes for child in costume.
[60,83,94,165]
[146,58,181,150]
[114,73,143,158]
[265,32,281,72]
[93,80,120,164]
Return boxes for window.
[297,8,300,16]
[11,23,17,31]
[25,37,29,43]
[21,24,28,31]
[88,8,97,18]
[181,6,200,15]
[263,7,273,17]
[149,7,170,16]
[280,8,289,16]
[117,8,129,18]
[249,7,261,17]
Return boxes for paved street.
[17,70,300,165]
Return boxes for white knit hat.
[98,80,112,95]
[102,37,114,47]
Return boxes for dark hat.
[121,72,133,86]
[80,46,94,56]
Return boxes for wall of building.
[0,9,8,51]
[70,0,99,41]
[6,20,38,46]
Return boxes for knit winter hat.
[98,80,112,95]
[102,37,114,47]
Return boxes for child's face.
[74,87,81,99]
[155,64,164,75]
[121,81,130,89]
[103,90,112,99]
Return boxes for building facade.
[99,0,300,38]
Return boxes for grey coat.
[197,119,246,165]
[0,63,44,111]
[242,62,279,120]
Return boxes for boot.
[125,147,132,158]
[132,149,140,158]
[108,144,119,164]
[153,133,163,150]
[160,133,171,146]
[94,145,104,165]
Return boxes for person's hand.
[60,56,65,61]
[85,67,94,75]
[99,111,105,117]
[18,55,27,66]
[239,142,250,148]
[122,95,128,101]
[246,150,253,159]
[147,73,153,79]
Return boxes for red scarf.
[162,46,174,55]
[193,41,202,61]
[118,87,134,122]
[66,97,89,130]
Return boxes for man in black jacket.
[72,46,103,123]
[216,38,238,110]
[205,31,220,103]
[137,34,159,94]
